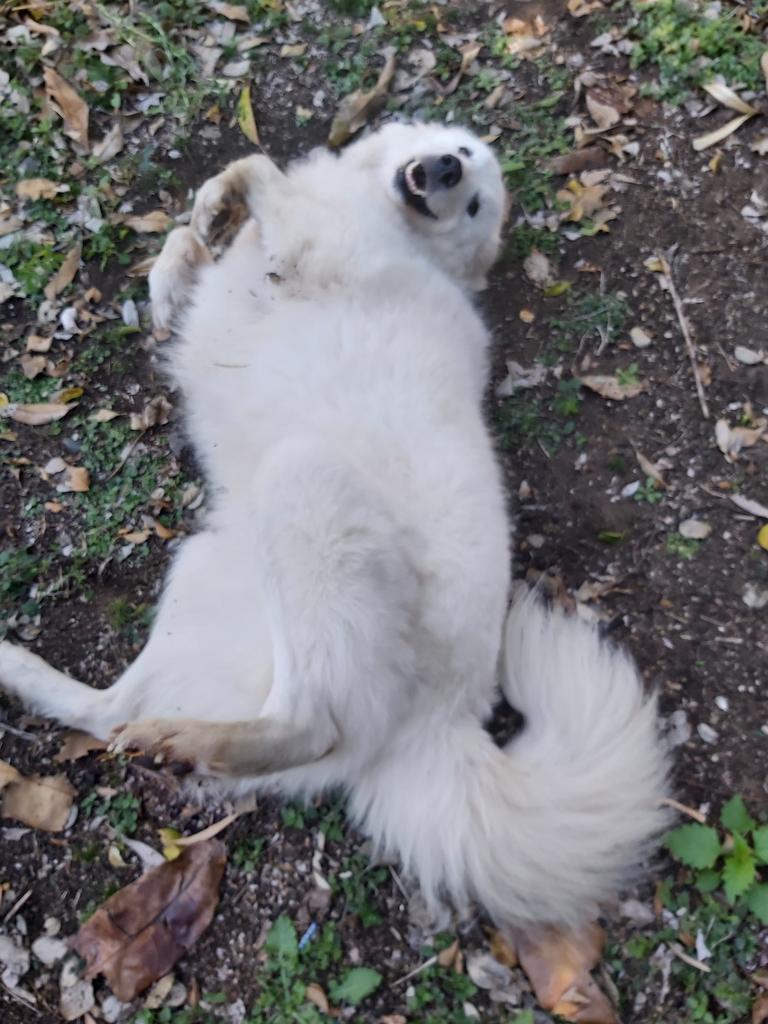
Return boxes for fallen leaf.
[92,122,124,163]
[90,408,121,422]
[16,178,68,201]
[44,244,81,301]
[123,210,173,234]
[280,43,307,58]
[754,993,768,1024]
[567,0,604,15]
[523,248,556,288]
[209,0,249,20]
[577,374,647,400]
[514,923,617,1023]
[143,973,175,1009]
[306,982,329,1013]
[548,148,609,176]
[26,333,53,353]
[235,84,260,145]
[557,179,612,222]
[71,839,227,1001]
[54,731,108,763]
[152,519,176,541]
[121,530,151,544]
[328,53,396,147]
[758,524,768,551]
[519,308,536,323]
[1,759,75,832]
[43,67,89,151]
[20,354,47,379]
[729,493,768,518]
[715,417,766,461]
[441,41,482,97]
[693,113,755,152]
[65,466,90,493]
[702,81,758,116]
[130,395,172,430]
[635,450,665,486]
[1,401,78,426]
[170,814,238,849]
[497,360,548,396]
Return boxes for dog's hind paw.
[109,718,207,770]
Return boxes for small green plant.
[81,789,141,835]
[246,915,380,1022]
[232,837,265,874]
[666,532,699,560]
[631,0,768,102]
[666,796,768,921]
[616,362,641,388]
[335,853,388,927]
[634,476,663,505]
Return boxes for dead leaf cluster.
[0,759,74,832]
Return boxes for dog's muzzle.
[396,153,463,219]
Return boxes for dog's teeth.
[405,163,426,198]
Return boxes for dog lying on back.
[0,122,668,930]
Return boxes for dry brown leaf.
[170,814,237,849]
[44,244,81,301]
[90,408,121,422]
[558,180,611,223]
[328,53,396,148]
[2,401,78,426]
[577,374,647,400]
[441,41,482,97]
[280,43,307,58]
[123,210,173,234]
[54,731,108,763]
[715,417,766,460]
[71,839,227,1001]
[235,84,260,145]
[754,993,768,1024]
[548,148,609,176]
[305,983,329,1013]
[20,354,47,379]
[122,530,151,544]
[693,113,754,151]
[66,466,90,492]
[209,0,249,20]
[130,395,173,430]
[514,923,617,1024]
[1,759,75,832]
[635,449,666,486]
[26,332,53,353]
[585,81,635,132]
[16,178,68,201]
[567,0,604,15]
[93,122,125,163]
[523,248,556,288]
[43,67,89,151]
[702,81,758,115]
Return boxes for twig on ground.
[669,942,711,974]
[661,797,706,823]
[3,888,32,923]
[392,954,438,987]
[656,253,709,419]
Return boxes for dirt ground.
[1,1,768,1022]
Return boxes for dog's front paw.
[109,718,204,771]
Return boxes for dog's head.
[345,122,507,290]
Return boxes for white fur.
[0,123,668,928]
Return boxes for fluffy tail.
[351,590,670,928]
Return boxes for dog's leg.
[109,436,418,779]
[149,226,212,335]
[149,155,286,333]
[189,154,286,241]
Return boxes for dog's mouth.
[395,160,437,220]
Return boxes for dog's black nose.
[423,153,463,190]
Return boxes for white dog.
[0,123,668,930]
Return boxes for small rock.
[619,898,655,925]
[60,980,95,1022]
[466,951,512,991]
[630,326,653,349]
[715,696,729,712]
[31,936,68,967]
[678,518,711,540]
[0,936,30,985]
[697,722,719,745]
[743,582,768,609]
[527,534,545,549]
[101,993,133,1023]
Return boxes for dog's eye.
[467,195,480,217]
[458,146,472,157]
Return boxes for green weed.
[630,0,768,102]
[634,476,664,504]
[81,789,141,836]
[666,533,700,560]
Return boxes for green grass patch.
[630,0,768,102]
